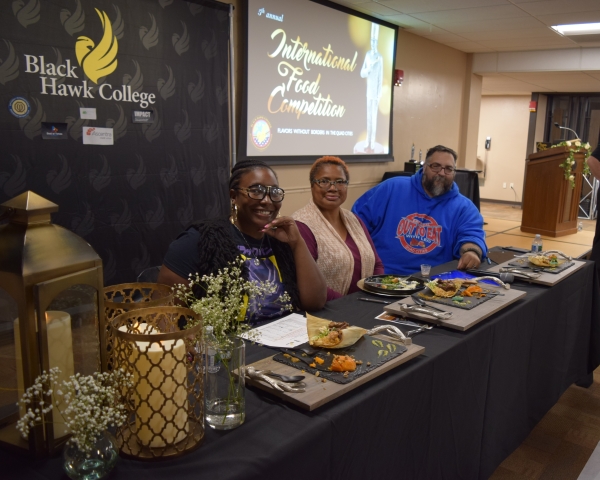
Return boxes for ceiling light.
[551,22,600,35]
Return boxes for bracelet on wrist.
[460,247,482,261]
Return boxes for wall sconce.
[394,69,404,87]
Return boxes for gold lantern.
[0,191,107,456]
[104,283,174,371]
[112,307,204,459]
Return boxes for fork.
[413,296,448,312]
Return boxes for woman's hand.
[262,216,302,248]
[262,217,327,311]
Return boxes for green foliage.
[553,140,592,188]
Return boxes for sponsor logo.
[396,213,442,254]
[250,117,272,149]
[22,8,156,109]
[258,8,265,16]
[132,110,154,123]
[83,126,114,145]
[8,97,30,118]
[41,122,67,139]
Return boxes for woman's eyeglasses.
[312,179,349,189]
[427,163,456,174]
[236,185,285,202]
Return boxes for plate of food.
[527,253,568,268]
[507,250,573,273]
[416,278,501,310]
[361,275,426,296]
[273,314,408,384]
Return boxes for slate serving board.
[486,259,586,286]
[245,340,425,411]
[384,286,527,331]
[414,285,496,310]
[508,257,574,274]
[273,335,407,384]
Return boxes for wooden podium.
[521,146,585,237]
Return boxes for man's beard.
[422,174,453,197]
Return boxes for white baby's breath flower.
[16,368,132,455]
[174,256,294,346]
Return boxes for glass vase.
[204,335,245,430]
[63,430,119,480]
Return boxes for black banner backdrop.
[0,0,231,285]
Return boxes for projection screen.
[239,0,398,164]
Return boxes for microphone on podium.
[553,122,580,140]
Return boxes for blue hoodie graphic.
[352,170,487,275]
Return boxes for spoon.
[263,371,306,383]
[284,345,319,356]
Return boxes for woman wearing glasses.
[293,156,384,300]
[157,159,326,321]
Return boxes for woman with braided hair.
[157,159,326,322]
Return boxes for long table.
[2,261,599,480]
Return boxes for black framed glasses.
[312,179,349,189]
[427,163,456,174]
[236,185,285,202]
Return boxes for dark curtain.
[0,0,231,284]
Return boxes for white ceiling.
[329,0,600,95]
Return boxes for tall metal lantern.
[0,191,107,456]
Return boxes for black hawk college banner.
[0,0,231,285]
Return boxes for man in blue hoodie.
[352,145,487,275]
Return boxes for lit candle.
[122,324,188,447]
[14,311,75,438]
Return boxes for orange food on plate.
[314,357,325,365]
[330,355,357,372]
[463,285,483,297]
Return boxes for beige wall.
[477,95,530,202]
[229,2,470,214]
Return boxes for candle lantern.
[104,283,174,371]
[112,306,204,459]
[0,191,107,456]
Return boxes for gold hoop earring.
[230,203,238,224]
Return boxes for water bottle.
[531,234,543,253]
[204,326,220,373]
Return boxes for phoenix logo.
[75,9,118,84]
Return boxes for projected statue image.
[355,23,383,154]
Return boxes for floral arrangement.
[16,368,133,455]
[553,139,592,188]
[175,256,293,346]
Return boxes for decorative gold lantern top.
[0,191,101,287]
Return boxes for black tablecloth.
[2,261,599,480]
[382,170,481,211]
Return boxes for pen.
[486,257,492,265]
[358,297,392,305]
